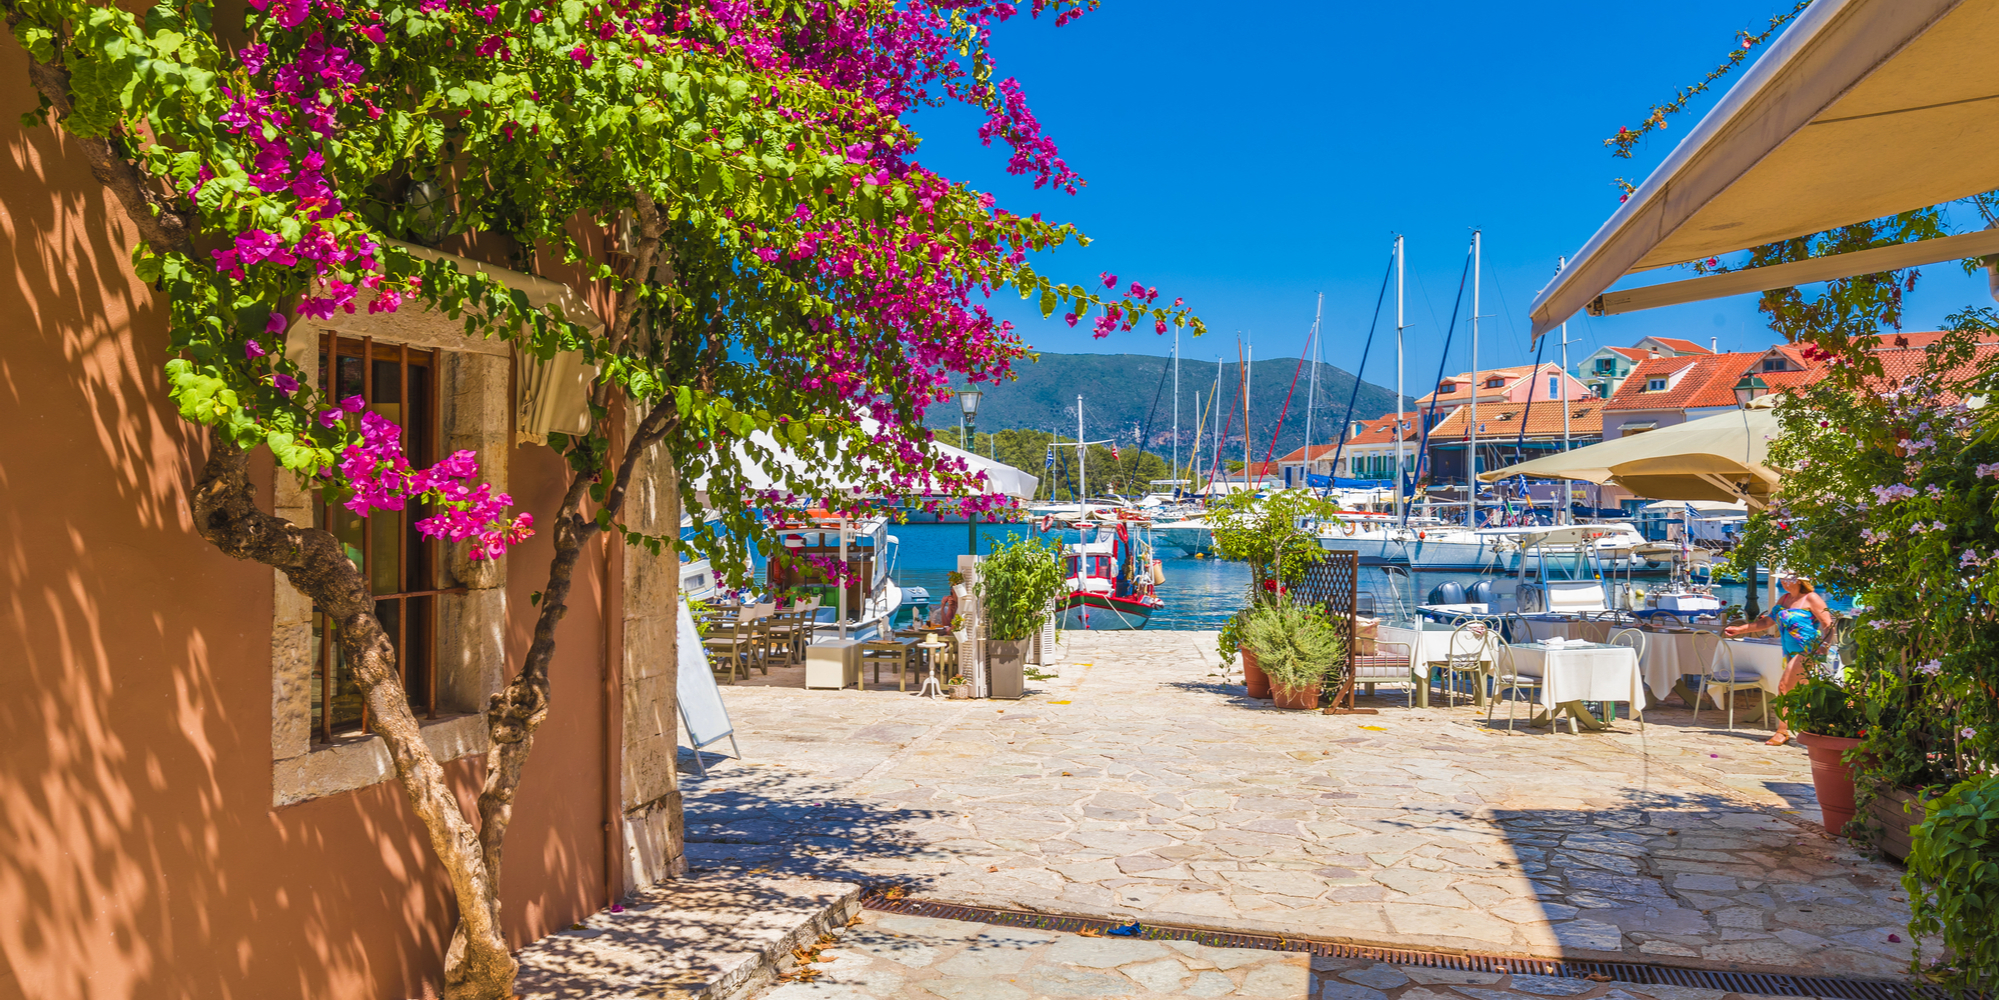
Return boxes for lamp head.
[1732,374,1769,407]
[957,387,983,418]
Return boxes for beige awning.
[1480,403,1781,508]
[1531,0,1998,339]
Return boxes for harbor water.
[875,523,1756,631]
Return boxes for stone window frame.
[270,310,513,808]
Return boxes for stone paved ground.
[754,909,1844,1000]
[686,631,1926,984]
[760,911,1310,1000]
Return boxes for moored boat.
[1057,524,1163,630]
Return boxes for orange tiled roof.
[1605,346,1651,362]
[1428,400,1606,439]
[1604,352,1761,411]
[1411,362,1571,406]
[1647,336,1715,355]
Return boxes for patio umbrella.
[1478,403,1780,508]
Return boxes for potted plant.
[975,533,1066,700]
[1242,600,1344,710]
[944,674,971,699]
[1776,674,1869,835]
[1217,607,1271,699]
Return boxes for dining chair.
[1485,641,1542,731]
[1429,622,1494,709]
[1691,635,1769,731]
[701,618,757,682]
[861,639,913,691]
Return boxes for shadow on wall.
[0,63,558,1000]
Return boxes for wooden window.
[1647,377,1667,391]
[309,335,464,743]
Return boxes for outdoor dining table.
[1377,623,1464,708]
[1636,627,1715,705]
[1505,641,1645,732]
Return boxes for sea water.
[873,523,1754,631]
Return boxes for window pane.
[403,595,433,711]
[313,612,366,736]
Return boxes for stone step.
[515,876,859,1000]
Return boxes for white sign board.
[676,601,739,771]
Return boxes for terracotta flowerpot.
[1797,732,1864,834]
[1241,649,1271,700]
[1271,682,1322,711]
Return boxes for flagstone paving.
[686,631,1928,987]
[754,909,1850,1000]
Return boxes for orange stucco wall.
[0,47,613,1000]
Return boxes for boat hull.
[1057,592,1155,631]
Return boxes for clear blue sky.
[909,1,1992,399]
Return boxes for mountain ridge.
[933,351,1412,463]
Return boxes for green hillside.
[934,351,1412,465]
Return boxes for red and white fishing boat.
[1057,522,1163,630]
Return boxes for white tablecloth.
[1709,638,1790,703]
[1377,624,1458,670]
[1507,642,1645,713]
[1635,629,1711,700]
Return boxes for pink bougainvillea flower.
[340,395,367,414]
[266,311,288,334]
[1099,272,1117,289]
[245,340,267,359]
[318,409,343,428]
[356,24,385,43]
[569,44,595,68]
[272,373,299,395]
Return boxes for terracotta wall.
[0,47,611,1000]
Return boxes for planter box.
[988,639,1027,700]
[1866,786,1925,861]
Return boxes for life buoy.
[1342,521,1358,537]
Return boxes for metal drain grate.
[861,892,1949,1000]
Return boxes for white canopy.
[1531,0,1998,339]
[692,420,1039,506]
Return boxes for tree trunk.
[20,30,686,996]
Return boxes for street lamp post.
[958,387,983,555]
[1732,374,1770,408]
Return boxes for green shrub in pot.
[975,533,1066,641]
[1241,601,1343,692]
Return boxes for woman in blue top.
[1724,574,1834,745]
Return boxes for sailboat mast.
[1172,328,1180,494]
[1395,234,1406,524]
[1468,229,1481,530]
[1077,395,1086,506]
[1557,256,1572,524]
[1243,342,1253,493]
[1304,294,1322,484]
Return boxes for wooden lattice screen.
[1296,552,1365,712]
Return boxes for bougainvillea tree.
[3,0,1202,994]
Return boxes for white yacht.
[1319,519,1664,574]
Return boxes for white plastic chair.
[1691,634,1769,731]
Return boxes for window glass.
[309,337,439,742]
